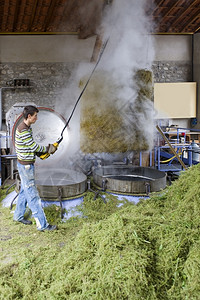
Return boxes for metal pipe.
[58,187,64,219]
[149,150,152,167]
[139,152,143,167]
[145,182,150,195]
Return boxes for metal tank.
[35,168,87,200]
[12,106,69,167]
[12,106,87,200]
[93,165,166,194]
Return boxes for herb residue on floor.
[1,164,200,299]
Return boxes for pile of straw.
[80,69,153,153]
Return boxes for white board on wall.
[154,82,196,119]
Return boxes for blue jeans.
[14,162,49,230]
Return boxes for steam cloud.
[55,0,155,169]
[99,0,155,150]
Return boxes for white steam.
[101,0,154,72]
[99,0,155,149]
[54,0,155,168]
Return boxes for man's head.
[23,105,39,125]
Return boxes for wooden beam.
[166,0,199,31]
[155,32,193,34]
[152,32,193,35]
[0,32,79,35]
[161,0,183,19]
[0,2,9,31]
[155,0,166,8]
[195,26,200,33]
[152,0,166,16]
[43,0,57,31]
[156,0,184,32]
[62,0,77,21]
[151,1,170,31]
[180,11,200,32]
[28,0,39,31]
[12,0,21,31]
[90,34,103,63]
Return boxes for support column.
[193,33,200,129]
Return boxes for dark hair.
[23,105,39,119]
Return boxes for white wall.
[153,34,192,61]
[0,34,192,63]
[0,35,96,63]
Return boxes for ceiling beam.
[0,0,200,35]
[180,11,200,32]
[166,0,199,31]
[0,2,9,31]
[161,0,183,19]
[28,0,39,31]
[14,0,26,32]
[62,0,77,23]
[152,0,166,16]
[149,0,168,32]
[155,0,184,32]
[0,32,79,35]
[195,26,200,33]
[152,32,193,35]
[43,0,57,31]
[12,0,21,31]
[52,0,76,32]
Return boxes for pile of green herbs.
[0,164,200,299]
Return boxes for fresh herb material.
[80,69,153,153]
[1,164,200,299]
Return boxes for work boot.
[42,224,57,231]
[18,219,32,225]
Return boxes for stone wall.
[152,61,192,83]
[0,60,192,121]
[0,62,76,121]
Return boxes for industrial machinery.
[11,104,69,167]
[1,102,200,215]
[155,125,200,173]
[93,165,166,195]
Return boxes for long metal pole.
[57,38,109,145]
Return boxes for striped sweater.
[15,121,48,165]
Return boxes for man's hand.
[48,144,58,154]
[36,152,45,157]
[39,142,58,160]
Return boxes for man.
[14,105,57,231]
